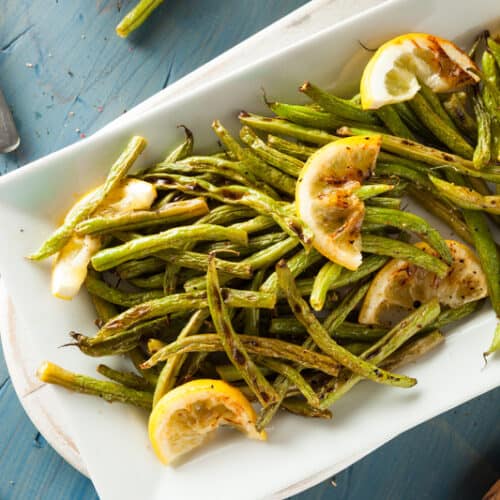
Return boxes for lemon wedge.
[51,235,101,300]
[360,33,479,109]
[359,240,488,326]
[51,178,157,300]
[149,379,265,465]
[99,178,157,213]
[296,135,381,270]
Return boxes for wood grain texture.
[0,1,499,499]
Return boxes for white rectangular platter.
[0,0,498,498]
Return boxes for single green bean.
[310,261,342,311]
[163,126,194,163]
[230,214,276,234]
[364,206,452,263]
[472,90,491,169]
[365,197,402,209]
[29,136,147,260]
[116,0,163,38]
[442,92,477,138]
[376,105,415,139]
[376,162,438,193]
[91,224,248,271]
[141,333,341,376]
[361,234,449,277]
[429,176,500,214]
[299,81,380,125]
[195,205,257,226]
[239,112,337,145]
[117,256,165,279]
[75,198,208,235]
[38,361,152,409]
[269,317,388,342]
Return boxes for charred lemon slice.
[360,33,479,109]
[296,135,381,270]
[359,240,488,326]
[149,379,265,465]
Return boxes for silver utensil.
[0,88,20,153]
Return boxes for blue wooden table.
[0,2,498,499]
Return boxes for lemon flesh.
[296,135,381,271]
[360,33,479,109]
[148,379,265,465]
[359,240,488,326]
[51,178,157,300]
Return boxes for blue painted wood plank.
[0,1,499,499]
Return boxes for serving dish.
[0,0,498,498]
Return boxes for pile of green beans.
[35,32,498,437]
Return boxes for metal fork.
[0,88,20,153]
